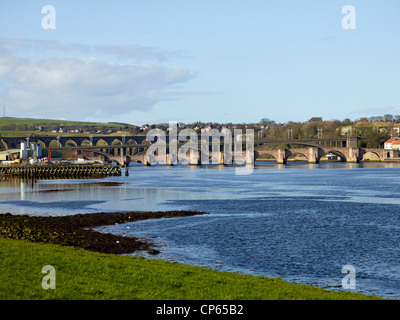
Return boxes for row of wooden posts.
[0,164,121,179]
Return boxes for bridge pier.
[166,153,177,166]
[189,150,200,166]
[276,149,286,164]
[245,149,254,165]
[347,148,360,163]
[209,151,225,165]
[308,147,320,164]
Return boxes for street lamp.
[288,129,293,139]
[317,128,323,139]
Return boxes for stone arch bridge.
[121,146,394,165]
[255,147,393,164]
[2,135,395,165]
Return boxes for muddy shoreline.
[0,211,206,255]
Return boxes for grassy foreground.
[0,238,382,300]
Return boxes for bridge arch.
[48,139,61,148]
[81,139,92,147]
[36,140,46,148]
[360,151,382,162]
[96,139,108,146]
[322,150,347,162]
[96,139,108,148]
[126,138,137,144]
[126,138,138,156]
[286,152,308,163]
[111,139,123,156]
[65,139,78,148]
[254,151,277,162]
[111,138,123,145]
[136,138,151,155]
[95,139,109,154]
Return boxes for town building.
[201,125,216,133]
[384,137,400,150]
[308,117,323,122]
[392,124,400,135]
[391,140,400,151]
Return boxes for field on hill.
[0,117,139,137]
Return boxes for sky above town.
[0,1,399,125]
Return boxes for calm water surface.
[2,161,400,299]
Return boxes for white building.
[384,137,400,150]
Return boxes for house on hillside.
[391,140,400,151]
[392,124,400,135]
[384,137,400,150]
[308,117,323,123]
[201,125,216,133]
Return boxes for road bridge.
[2,135,360,149]
[1,135,393,166]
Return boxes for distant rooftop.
[308,117,323,122]
[385,137,399,143]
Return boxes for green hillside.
[0,117,136,127]
[0,117,139,137]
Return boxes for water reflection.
[2,161,400,215]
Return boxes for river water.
[1,161,400,299]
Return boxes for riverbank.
[0,211,385,300]
[0,238,382,300]
[0,211,206,255]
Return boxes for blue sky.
[0,1,399,125]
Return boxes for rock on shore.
[0,210,206,255]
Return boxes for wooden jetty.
[0,163,121,179]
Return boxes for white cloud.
[0,38,178,62]
[0,39,196,120]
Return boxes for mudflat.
[0,210,206,255]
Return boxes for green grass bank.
[0,238,383,300]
